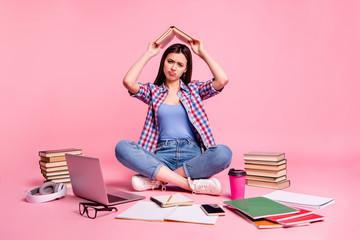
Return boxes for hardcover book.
[155,26,193,48]
[246,179,290,189]
[232,209,309,229]
[266,207,312,222]
[39,148,82,157]
[245,168,287,178]
[244,152,285,161]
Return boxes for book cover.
[266,207,312,222]
[246,179,290,190]
[41,170,69,177]
[40,154,83,162]
[245,159,287,165]
[224,197,299,220]
[44,174,70,180]
[40,165,68,172]
[278,213,324,226]
[244,152,285,161]
[231,209,309,229]
[39,148,82,157]
[232,209,284,229]
[49,178,71,184]
[245,168,287,178]
[39,160,67,168]
[155,26,193,48]
[246,175,287,183]
[245,163,287,171]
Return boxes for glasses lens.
[79,204,86,215]
[86,207,97,219]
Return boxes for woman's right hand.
[123,41,161,95]
[146,41,161,57]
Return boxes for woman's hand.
[190,38,229,91]
[146,41,162,57]
[123,41,161,95]
[189,38,206,58]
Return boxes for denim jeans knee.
[183,144,232,179]
[114,140,164,179]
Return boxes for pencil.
[166,195,173,204]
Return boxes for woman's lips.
[169,71,176,76]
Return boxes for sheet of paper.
[116,201,218,224]
[263,190,335,209]
[116,201,176,221]
[165,204,218,225]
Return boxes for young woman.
[115,38,232,195]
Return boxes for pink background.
[1,0,359,239]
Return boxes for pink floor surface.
[2,158,359,240]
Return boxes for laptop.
[65,154,145,206]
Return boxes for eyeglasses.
[79,202,118,219]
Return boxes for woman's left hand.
[189,38,206,58]
[190,38,229,91]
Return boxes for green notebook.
[224,197,299,219]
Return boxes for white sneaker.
[189,178,222,195]
[132,175,166,191]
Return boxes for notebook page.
[165,204,218,225]
[116,201,176,221]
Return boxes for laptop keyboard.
[107,194,127,203]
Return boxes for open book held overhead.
[155,26,193,48]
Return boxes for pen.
[166,195,173,203]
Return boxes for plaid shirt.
[131,79,222,152]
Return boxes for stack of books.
[224,197,324,229]
[244,151,290,189]
[39,148,82,188]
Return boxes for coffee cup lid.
[228,168,246,177]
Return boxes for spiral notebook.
[150,193,194,207]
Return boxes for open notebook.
[116,201,218,225]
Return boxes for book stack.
[224,197,325,229]
[244,151,290,189]
[39,148,82,188]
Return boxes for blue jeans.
[115,139,232,180]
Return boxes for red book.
[278,213,324,226]
[266,207,312,222]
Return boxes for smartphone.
[200,204,226,216]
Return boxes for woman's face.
[163,52,188,83]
